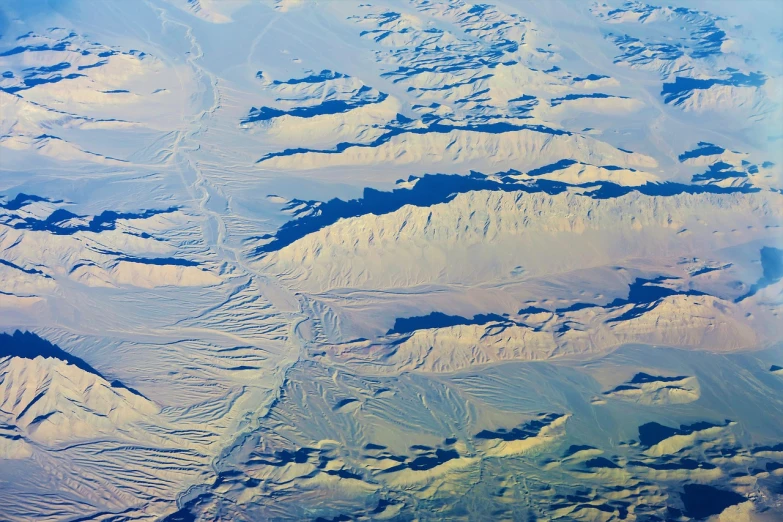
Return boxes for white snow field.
[1,0,782,520]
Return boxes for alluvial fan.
[0,0,782,520]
